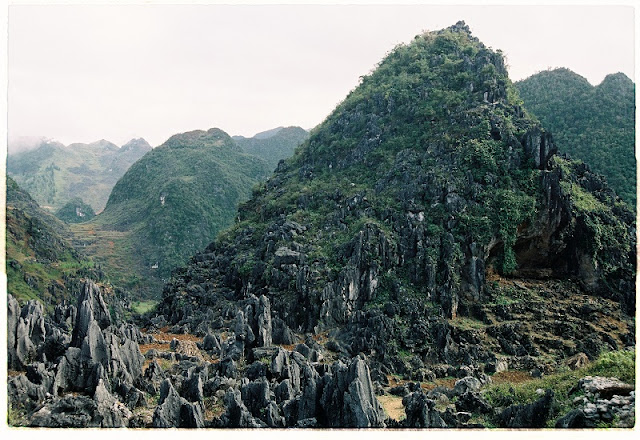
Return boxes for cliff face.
[157,22,634,375]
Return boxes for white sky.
[5,2,636,147]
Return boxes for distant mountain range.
[233,126,309,170]
[7,138,152,213]
[515,68,636,207]
[6,22,635,430]
[8,126,308,300]
[69,127,307,299]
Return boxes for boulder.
[453,376,482,395]
[455,391,492,414]
[152,379,204,428]
[402,391,447,428]
[498,389,554,428]
[8,374,49,416]
[565,352,589,370]
[203,332,221,353]
[578,376,634,399]
[29,395,101,428]
[93,379,132,427]
[555,409,587,428]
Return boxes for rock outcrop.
[8,281,146,428]
[498,389,554,428]
[155,22,634,391]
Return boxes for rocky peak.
[120,137,152,153]
[71,280,112,347]
[157,23,634,380]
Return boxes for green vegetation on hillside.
[72,128,272,299]
[234,126,309,170]
[5,177,104,309]
[7,138,152,212]
[476,350,635,428]
[54,197,96,223]
[231,22,543,285]
[516,68,636,206]
[159,22,634,375]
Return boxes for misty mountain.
[70,128,272,299]
[7,136,53,155]
[7,137,153,213]
[6,22,635,431]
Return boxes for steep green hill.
[71,128,272,298]
[157,22,635,380]
[54,197,96,223]
[234,126,309,170]
[7,137,152,212]
[516,68,636,206]
[5,177,103,309]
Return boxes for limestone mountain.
[55,197,97,223]
[234,126,309,170]
[71,128,272,298]
[155,21,634,424]
[6,22,636,430]
[7,137,152,212]
[515,68,636,206]
[5,177,104,309]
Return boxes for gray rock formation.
[319,356,386,427]
[8,296,47,369]
[152,379,205,428]
[402,391,447,428]
[498,389,554,428]
[30,395,101,428]
[71,280,111,347]
[93,379,132,427]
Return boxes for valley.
[6,21,635,430]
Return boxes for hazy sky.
[7,3,636,147]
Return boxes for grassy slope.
[70,128,272,300]
[6,177,101,309]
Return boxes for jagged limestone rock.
[71,280,111,347]
[93,379,132,427]
[498,389,554,428]
[402,391,447,428]
[152,379,205,428]
[318,356,386,428]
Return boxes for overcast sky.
[6,3,636,148]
